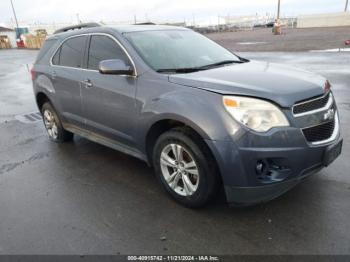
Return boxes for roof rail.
[53,22,101,34]
[134,22,156,25]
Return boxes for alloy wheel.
[160,143,199,196]
[43,109,58,140]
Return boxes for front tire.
[41,102,73,143]
[153,128,219,208]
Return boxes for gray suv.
[32,23,342,207]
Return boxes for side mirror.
[99,59,134,75]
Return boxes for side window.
[87,35,130,70]
[58,36,87,68]
[36,39,58,64]
[52,47,60,65]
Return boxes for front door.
[81,34,138,148]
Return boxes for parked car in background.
[253,23,266,28]
[266,21,275,28]
[32,23,342,207]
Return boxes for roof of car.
[111,25,189,33]
[49,24,189,40]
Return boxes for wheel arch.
[36,92,51,111]
[145,117,224,203]
[145,116,214,167]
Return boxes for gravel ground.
[206,27,350,52]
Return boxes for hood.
[168,61,327,107]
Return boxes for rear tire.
[41,102,73,143]
[153,128,219,208]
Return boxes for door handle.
[82,79,93,88]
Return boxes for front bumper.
[206,129,342,205]
[224,165,322,206]
[205,90,342,205]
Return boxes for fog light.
[256,161,265,175]
[256,158,291,184]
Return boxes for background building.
[298,12,350,28]
[0,26,16,48]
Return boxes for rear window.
[35,38,58,64]
[52,35,87,68]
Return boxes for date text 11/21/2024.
[127,255,219,261]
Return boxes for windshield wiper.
[156,67,205,73]
[197,60,244,70]
[156,59,246,74]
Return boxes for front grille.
[302,120,335,143]
[293,92,330,115]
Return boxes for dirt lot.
[206,27,350,52]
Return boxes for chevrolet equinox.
[32,23,342,207]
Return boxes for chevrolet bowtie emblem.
[324,109,335,121]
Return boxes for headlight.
[223,96,289,132]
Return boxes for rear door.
[80,34,138,148]
[51,35,88,126]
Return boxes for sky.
[0,0,347,26]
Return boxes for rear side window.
[52,36,87,68]
[35,38,58,64]
[87,35,130,70]
[52,48,60,65]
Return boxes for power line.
[345,0,349,12]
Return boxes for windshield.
[124,30,241,72]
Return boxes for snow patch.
[310,48,350,53]
[237,42,267,45]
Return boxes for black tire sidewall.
[41,102,69,143]
[153,129,215,208]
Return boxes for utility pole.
[76,13,81,24]
[345,0,349,12]
[134,15,137,24]
[218,15,220,32]
[10,0,19,30]
[277,0,281,20]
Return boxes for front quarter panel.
[134,72,246,153]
